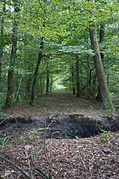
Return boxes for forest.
[0,0,119,178]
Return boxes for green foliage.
[0,0,118,107]
[0,95,7,117]
[101,107,115,117]
[0,136,11,146]
[100,129,112,142]
[21,128,45,141]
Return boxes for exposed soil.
[0,113,119,139]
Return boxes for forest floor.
[2,93,104,117]
[0,93,119,179]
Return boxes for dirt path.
[3,93,103,118]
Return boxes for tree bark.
[75,57,80,97]
[46,60,49,94]
[25,75,32,101]
[72,63,75,95]
[86,55,92,98]
[40,75,43,95]
[96,23,105,101]
[100,22,105,59]
[50,75,53,93]
[89,0,114,110]
[29,36,44,105]
[6,4,19,107]
[0,1,5,82]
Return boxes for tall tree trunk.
[46,60,49,94]
[75,57,80,97]
[86,55,92,98]
[0,1,5,82]
[6,4,19,107]
[25,75,32,101]
[29,36,44,105]
[40,75,43,95]
[96,23,105,101]
[89,0,114,110]
[72,63,75,95]
[50,75,53,93]
[100,22,105,59]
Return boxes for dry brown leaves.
[0,133,119,179]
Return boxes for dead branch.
[0,152,50,179]
[0,155,31,179]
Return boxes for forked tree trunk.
[0,1,5,82]
[29,36,44,105]
[89,0,114,110]
[6,4,19,107]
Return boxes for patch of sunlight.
[53,76,66,90]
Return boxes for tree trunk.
[75,57,80,97]
[96,23,105,101]
[0,1,5,82]
[6,4,19,107]
[40,75,43,95]
[89,0,114,110]
[29,36,44,105]
[50,75,53,93]
[100,22,105,59]
[25,75,32,101]
[72,63,75,95]
[86,55,92,98]
[46,60,49,94]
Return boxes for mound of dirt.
[0,113,119,139]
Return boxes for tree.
[71,63,75,95]
[6,1,20,107]
[0,0,118,110]
[89,0,114,110]
[46,59,50,94]
[75,57,81,97]
[96,22,105,101]
[0,0,5,82]
[29,36,44,105]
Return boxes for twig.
[35,168,50,179]
[25,145,34,179]
[0,152,49,179]
[80,155,88,179]
[0,118,7,126]
[0,155,31,179]
[75,138,88,179]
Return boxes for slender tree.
[71,63,75,95]
[6,1,19,107]
[46,59,49,94]
[0,1,5,82]
[75,57,80,97]
[29,36,44,105]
